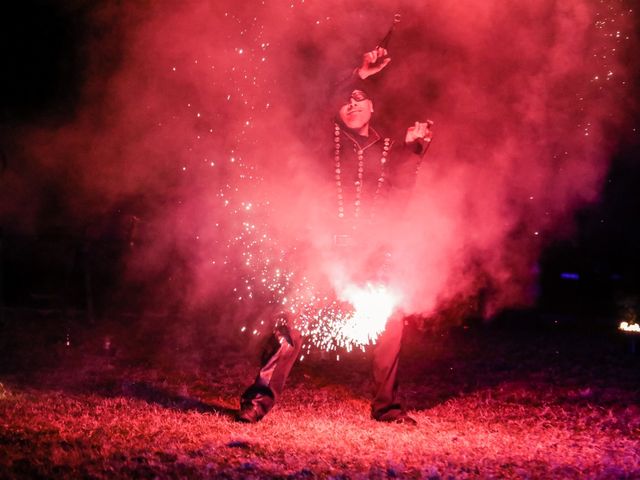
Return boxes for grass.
[0,313,639,478]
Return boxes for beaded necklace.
[334,123,391,220]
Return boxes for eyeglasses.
[345,90,370,103]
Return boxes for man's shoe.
[236,407,263,424]
[392,413,417,425]
[375,412,417,426]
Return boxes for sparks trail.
[230,215,400,355]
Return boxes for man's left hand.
[405,120,434,144]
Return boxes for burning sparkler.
[237,266,400,355]
[338,283,398,346]
[289,281,400,358]
[302,280,398,350]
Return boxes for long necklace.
[334,123,391,220]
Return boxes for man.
[237,46,433,424]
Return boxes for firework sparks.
[338,283,398,346]
[292,282,399,354]
[236,246,400,354]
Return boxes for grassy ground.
[0,313,639,479]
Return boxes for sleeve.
[387,137,430,192]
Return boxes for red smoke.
[3,0,636,323]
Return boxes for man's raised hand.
[357,47,391,79]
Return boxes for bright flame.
[619,321,640,333]
[338,283,398,346]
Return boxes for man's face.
[338,90,373,131]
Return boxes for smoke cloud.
[2,0,636,327]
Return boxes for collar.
[340,126,382,152]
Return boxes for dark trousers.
[240,317,405,421]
